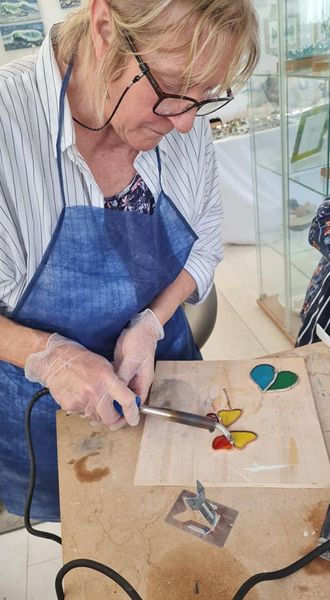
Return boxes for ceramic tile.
[0,527,28,599]
[27,558,62,600]
[211,288,268,359]
[27,522,62,566]
[214,245,258,292]
[201,334,228,361]
[223,286,293,354]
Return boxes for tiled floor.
[202,244,293,360]
[0,244,294,600]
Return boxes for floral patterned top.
[104,173,155,215]
[300,197,330,318]
[297,197,330,345]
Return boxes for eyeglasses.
[125,34,234,117]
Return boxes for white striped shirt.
[0,32,223,315]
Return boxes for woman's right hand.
[24,333,139,427]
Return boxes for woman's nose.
[167,108,197,134]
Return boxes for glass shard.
[268,371,298,391]
[217,409,242,427]
[250,363,276,391]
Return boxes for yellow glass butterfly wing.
[217,409,242,427]
[231,431,257,449]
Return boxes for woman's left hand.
[114,309,164,407]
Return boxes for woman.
[0,0,259,520]
[296,197,330,346]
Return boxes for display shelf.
[287,69,330,79]
[258,237,319,278]
[256,161,328,196]
[289,166,329,196]
[250,0,330,340]
[253,70,330,79]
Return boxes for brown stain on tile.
[289,437,298,468]
[72,452,110,483]
[301,501,329,576]
[146,544,260,600]
[293,585,310,593]
[303,557,329,576]
[305,501,326,532]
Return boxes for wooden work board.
[57,344,330,600]
[134,357,330,487]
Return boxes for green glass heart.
[267,370,298,391]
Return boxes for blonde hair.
[57,0,259,121]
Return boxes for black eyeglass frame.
[125,34,234,117]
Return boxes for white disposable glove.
[24,333,139,427]
[114,309,164,411]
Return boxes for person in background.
[0,0,259,520]
[296,197,330,345]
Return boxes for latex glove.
[114,309,164,405]
[24,333,139,427]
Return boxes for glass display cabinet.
[249,0,330,341]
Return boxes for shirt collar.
[35,27,75,159]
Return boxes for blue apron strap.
[56,62,73,209]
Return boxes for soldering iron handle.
[113,397,141,418]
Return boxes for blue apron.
[0,64,201,520]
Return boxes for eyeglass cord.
[72,74,144,132]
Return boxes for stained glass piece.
[231,431,257,449]
[212,436,233,450]
[250,364,276,391]
[268,371,298,391]
[217,409,242,427]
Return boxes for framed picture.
[264,19,279,54]
[286,15,300,50]
[291,104,329,163]
[0,0,41,25]
[0,20,44,51]
[59,0,81,8]
[264,14,300,55]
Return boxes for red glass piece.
[212,435,233,450]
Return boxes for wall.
[0,0,86,66]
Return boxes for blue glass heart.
[250,364,276,391]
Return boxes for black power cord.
[25,389,143,599]
[55,559,143,600]
[232,540,330,600]
[24,387,62,544]
[25,389,329,600]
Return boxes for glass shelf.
[289,166,329,196]
[256,161,328,197]
[253,70,330,79]
[287,69,330,79]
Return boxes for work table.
[56,343,330,599]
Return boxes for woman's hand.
[114,309,164,405]
[25,333,139,427]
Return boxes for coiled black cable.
[25,389,329,600]
[24,388,143,599]
[24,387,62,544]
[55,559,143,599]
[232,539,330,599]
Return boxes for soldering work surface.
[134,358,330,487]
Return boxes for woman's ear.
[90,0,112,59]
